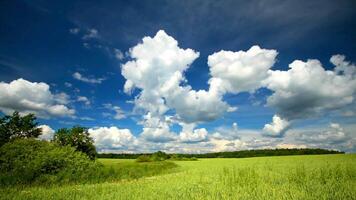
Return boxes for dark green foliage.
[0,139,101,186]
[181,148,344,158]
[99,148,344,159]
[151,151,169,161]
[136,151,170,162]
[136,155,152,162]
[0,111,42,147]
[135,151,197,162]
[54,126,97,160]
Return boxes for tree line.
[98,148,344,159]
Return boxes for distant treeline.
[98,148,344,159]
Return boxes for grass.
[1,154,355,200]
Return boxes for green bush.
[136,155,152,162]
[0,139,101,186]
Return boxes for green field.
[1,154,355,200]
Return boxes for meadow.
[1,154,355,200]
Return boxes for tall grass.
[1,154,355,200]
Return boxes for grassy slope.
[1,154,355,200]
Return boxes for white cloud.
[330,54,356,78]
[103,103,126,120]
[212,122,240,140]
[0,78,75,118]
[140,113,177,142]
[38,124,55,141]
[77,96,90,106]
[73,72,105,84]
[263,115,290,137]
[119,30,356,149]
[208,45,277,94]
[263,56,356,119]
[82,28,99,40]
[121,30,235,127]
[179,123,208,143]
[210,138,246,152]
[54,92,70,104]
[89,126,136,152]
[297,123,348,144]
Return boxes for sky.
[1,0,356,153]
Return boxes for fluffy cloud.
[210,138,246,152]
[88,126,136,152]
[179,123,208,143]
[264,57,356,120]
[73,72,105,84]
[140,113,177,142]
[121,30,238,141]
[0,78,75,118]
[38,125,55,141]
[121,30,356,147]
[208,46,277,94]
[263,115,290,137]
[330,54,356,78]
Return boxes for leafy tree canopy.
[54,126,97,160]
[0,111,42,147]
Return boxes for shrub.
[136,155,152,162]
[0,139,101,186]
[136,151,170,162]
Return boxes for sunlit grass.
[1,154,355,200]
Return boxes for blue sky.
[1,0,356,153]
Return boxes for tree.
[54,126,97,160]
[0,111,42,146]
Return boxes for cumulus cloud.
[263,115,290,137]
[77,96,90,106]
[179,123,208,143]
[89,126,136,152]
[121,30,235,141]
[120,29,356,147]
[263,57,356,120]
[210,138,246,152]
[140,113,177,142]
[0,78,75,118]
[38,125,55,141]
[73,72,105,84]
[208,45,277,94]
